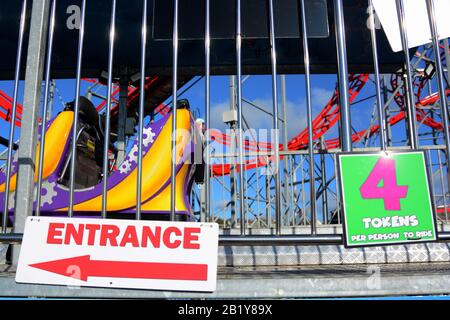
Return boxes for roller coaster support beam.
[445,38,450,88]
[47,80,55,122]
[13,0,51,265]
[280,75,290,226]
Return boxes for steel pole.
[68,0,87,216]
[12,0,51,265]
[136,0,148,220]
[300,0,317,234]
[101,0,117,218]
[333,0,352,152]
[236,0,246,235]
[170,0,179,221]
[268,0,282,235]
[204,0,211,222]
[368,0,387,150]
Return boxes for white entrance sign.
[15,217,219,292]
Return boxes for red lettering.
[141,226,161,248]
[85,224,101,245]
[47,223,64,244]
[163,227,182,249]
[99,224,120,246]
[64,223,84,245]
[183,227,201,249]
[45,222,202,250]
[119,226,139,247]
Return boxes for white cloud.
[311,87,335,110]
[210,101,230,131]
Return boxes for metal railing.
[0,0,450,261]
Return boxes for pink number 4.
[359,157,408,211]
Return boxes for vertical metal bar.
[333,0,352,152]
[101,0,117,218]
[395,0,418,149]
[211,174,215,223]
[300,157,306,225]
[2,0,27,231]
[368,0,387,150]
[236,0,246,235]
[289,156,295,225]
[427,149,434,207]
[320,153,328,224]
[280,75,290,223]
[425,0,450,190]
[68,0,87,217]
[12,0,51,265]
[438,151,447,217]
[267,0,282,235]
[265,170,271,227]
[300,0,317,234]
[170,0,179,221]
[36,0,57,217]
[204,0,211,222]
[136,0,148,220]
[256,155,261,227]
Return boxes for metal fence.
[1,0,450,263]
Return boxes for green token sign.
[338,151,437,247]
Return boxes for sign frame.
[337,150,438,248]
[15,217,219,292]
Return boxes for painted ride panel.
[0,108,196,221]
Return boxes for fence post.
[12,0,51,265]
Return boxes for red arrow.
[29,255,208,282]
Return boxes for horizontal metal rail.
[210,144,448,158]
[1,232,450,246]
[1,0,450,255]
